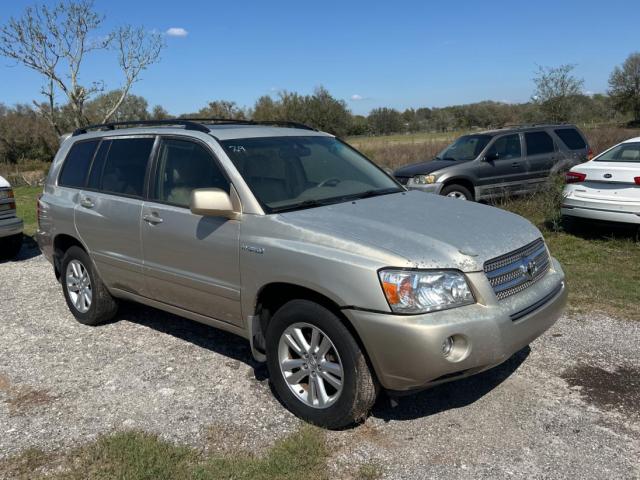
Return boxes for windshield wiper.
[347,188,402,200]
[270,198,337,213]
[442,156,457,161]
[270,188,402,213]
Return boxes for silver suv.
[37,119,567,428]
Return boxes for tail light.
[634,177,640,186]
[565,171,586,183]
[587,148,594,160]
[9,202,16,210]
[36,193,43,230]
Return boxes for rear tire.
[441,184,473,201]
[61,246,118,326]
[0,233,22,260]
[266,299,377,429]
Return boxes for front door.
[141,137,242,326]
[475,133,527,199]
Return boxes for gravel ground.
[1,245,639,479]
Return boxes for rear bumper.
[561,198,640,224]
[0,217,23,239]
[344,259,567,391]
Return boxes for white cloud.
[351,94,364,101]
[166,27,188,37]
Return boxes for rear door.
[141,136,242,326]
[474,133,527,198]
[524,130,557,188]
[75,136,155,296]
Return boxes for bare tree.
[532,64,584,123]
[0,1,164,134]
[608,52,640,124]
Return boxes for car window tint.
[152,138,229,207]
[87,140,111,190]
[58,140,99,188]
[486,134,521,160]
[100,138,154,197]
[525,131,554,156]
[554,128,586,150]
[596,142,640,163]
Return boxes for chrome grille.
[484,238,550,300]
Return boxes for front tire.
[440,184,473,201]
[61,246,118,326]
[266,299,378,429]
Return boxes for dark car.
[394,124,591,201]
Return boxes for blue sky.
[1,0,639,115]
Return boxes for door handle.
[143,213,164,225]
[80,197,95,208]
[511,162,519,168]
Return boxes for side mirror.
[190,188,239,219]
[484,152,499,162]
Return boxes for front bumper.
[344,258,566,391]
[404,182,444,195]
[0,216,23,239]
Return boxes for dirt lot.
[1,245,639,479]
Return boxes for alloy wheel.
[446,191,468,200]
[66,259,92,313]
[277,322,344,409]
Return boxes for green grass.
[1,426,329,480]
[14,185,42,237]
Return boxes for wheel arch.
[441,177,476,200]
[251,282,375,378]
[52,233,88,280]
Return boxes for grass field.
[1,426,340,480]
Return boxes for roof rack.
[72,118,318,136]
[502,122,572,129]
[181,118,317,131]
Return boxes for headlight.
[378,269,475,314]
[411,174,437,185]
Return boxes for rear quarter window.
[554,128,586,150]
[58,140,100,188]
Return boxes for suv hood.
[0,176,9,188]
[394,159,465,177]
[278,190,542,272]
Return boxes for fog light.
[442,336,454,357]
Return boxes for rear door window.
[525,131,555,156]
[58,140,99,188]
[97,138,155,197]
[554,128,586,150]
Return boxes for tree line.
[1,0,639,165]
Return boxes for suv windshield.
[221,136,402,213]
[436,135,491,162]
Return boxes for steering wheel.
[318,177,342,187]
